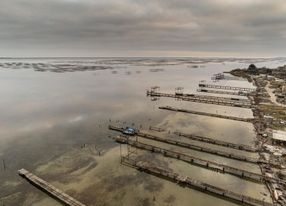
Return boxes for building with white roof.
[272,130,286,145]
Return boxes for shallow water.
[1,57,286,206]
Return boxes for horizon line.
[0,56,285,59]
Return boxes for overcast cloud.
[0,0,286,57]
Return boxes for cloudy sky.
[0,0,286,57]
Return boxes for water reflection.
[1,57,286,205]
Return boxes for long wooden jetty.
[198,83,256,92]
[114,136,278,183]
[110,125,257,153]
[109,126,262,164]
[137,133,260,163]
[149,126,166,132]
[146,91,252,108]
[192,93,250,103]
[174,130,258,152]
[18,169,86,206]
[121,157,273,206]
[148,90,250,103]
[211,73,244,81]
[159,106,255,123]
[197,88,248,96]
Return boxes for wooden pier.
[137,132,260,164]
[114,136,279,184]
[191,93,250,103]
[159,106,255,123]
[146,91,252,108]
[121,157,273,206]
[211,73,243,81]
[109,126,263,164]
[198,83,256,92]
[149,126,166,132]
[197,88,248,96]
[174,130,258,152]
[18,169,86,206]
[148,90,250,103]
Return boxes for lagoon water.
[1,57,286,206]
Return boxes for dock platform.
[18,169,86,206]
[137,132,259,162]
[146,91,252,108]
[198,83,256,92]
[109,125,263,164]
[114,135,279,183]
[159,106,255,123]
[122,157,273,206]
[197,88,248,96]
[174,131,259,152]
[174,130,258,152]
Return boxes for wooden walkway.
[198,83,256,92]
[197,88,248,96]
[174,130,258,152]
[148,90,250,103]
[191,93,250,103]
[114,136,279,184]
[18,169,86,206]
[109,126,263,164]
[159,106,255,123]
[146,91,252,108]
[122,158,273,206]
[149,126,166,132]
[137,132,260,164]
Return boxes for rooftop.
[273,130,286,142]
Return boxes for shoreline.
[231,65,286,205]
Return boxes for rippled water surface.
[1,57,286,206]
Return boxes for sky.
[0,0,286,57]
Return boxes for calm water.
[1,57,286,206]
